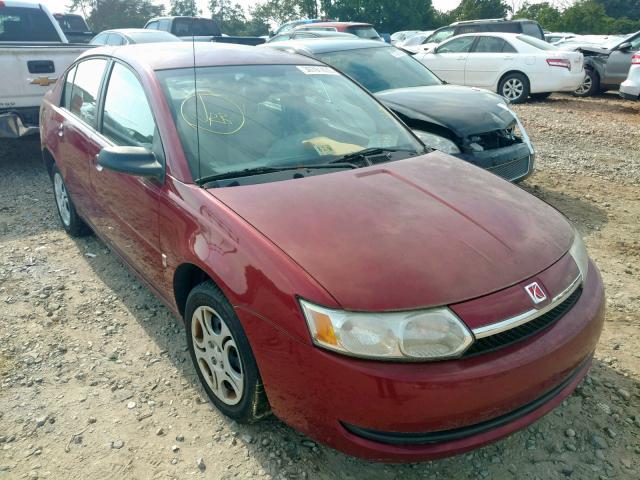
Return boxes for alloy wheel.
[502,78,524,101]
[54,173,71,227]
[575,75,592,95]
[191,305,244,405]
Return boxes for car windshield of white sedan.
[317,47,441,93]
[158,64,422,182]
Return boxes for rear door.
[420,36,475,85]
[89,61,165,287]
[465,36,517,88]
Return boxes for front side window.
[68,58,107,126]
[158,64,422,182]
[429,27,454,44]
[437,36,475,54]
[317,47,441,93]
[102,63,157,148]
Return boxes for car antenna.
[191,16,201,180]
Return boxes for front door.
[89,61,165,289]
[419,36,475,85]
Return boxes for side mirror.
[98,146,163,178]
[618,42,632,51]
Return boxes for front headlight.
[569,229,590,285]
[412,130,461,154]
[299,300,473,360]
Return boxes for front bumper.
[457,143,534,182]
[237,261,604,462]
[0,108,40,138]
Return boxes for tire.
[531,92,552,100]
[574,69,599,97]
[185,281,270,423]
[51,164,89,237]
[498,72,530,104]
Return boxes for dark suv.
[418,19,545,50]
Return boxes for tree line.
[69,0,640,37]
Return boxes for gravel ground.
[1,93,639,480]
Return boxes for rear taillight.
[632,55,640,65]
[546,58,571,70]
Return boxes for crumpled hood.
[376,85,516,137]
[210,152,573,312]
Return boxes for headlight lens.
[299,300,473,360]
[412,130,461,154]
[569,230,589,285]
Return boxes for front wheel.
[499,73,530,104]
[185,281,270,423]
[574,69,599,97]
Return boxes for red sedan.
[39,42,604,462]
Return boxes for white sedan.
[414,33,585,103]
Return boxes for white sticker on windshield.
[390,49,406,58]
[297,65,339,75]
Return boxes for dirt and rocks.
[0,93,639,479]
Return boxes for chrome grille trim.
[472,274,582,340]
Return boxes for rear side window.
[474,36,515,53]
[457,25,487,35]
[521,22,543,39]
[0,7,60,42]
[68,58,107,126]
[61,65,77,109]
[102,63,157,148]
[90,32,108,45]
[437,36,475,53]
[487,23,520,34]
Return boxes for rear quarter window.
[0,7,60,42]
[521,22,543,39]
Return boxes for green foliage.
[322,1,437,33]
[449,0,509,22]
[595,0,640,21]
[209,0,270,35]
[514,0,640,35]
[86,0,164,31]
[169,0,198,16]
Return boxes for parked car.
[397,30,434,53]
[296,22,382,41]
[52,13,94,44]
[411,18,545,54]
[620,54,640,100]
[266,38,535,182]
[390,30,420,45]
[0,1,91,138]
[144,16,265,46]
[272,18,330,36]
[266,29,356,43]
[415,33,584,103]
[41,41,604,462]
[544,32,576,44]
[573,31,640,97]
[90,28,180,46]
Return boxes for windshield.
[173,18,221,37]
[346,26,380,40]
[316,47,441,93]
[516,34,556,51]
[157,64,422,182]
[55,14,88,32]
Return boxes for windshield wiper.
[197,162,358,185]
[328,147,421,166]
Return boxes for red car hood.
[210,152,573,311]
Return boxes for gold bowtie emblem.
[30,77,57,87]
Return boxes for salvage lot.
[0,94,639,479]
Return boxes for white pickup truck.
[0,1,91,137]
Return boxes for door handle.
[57,124,64,137]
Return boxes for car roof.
[444,32,524,40]
[304,22,372,28]
[264,38,387,55]
[101,29,160,34]
[80,41,322,70]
